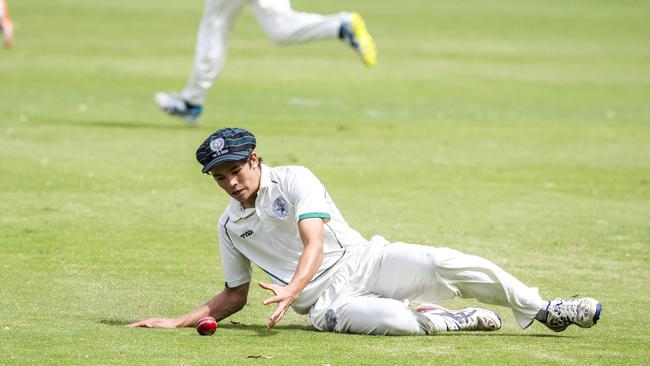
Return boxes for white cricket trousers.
[181,0,349,105]
[309,236,547,335]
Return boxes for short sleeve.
[284,167,332,222]
[218,221,252,288]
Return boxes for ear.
[249,152,259,168]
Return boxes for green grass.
[1,0,649,364]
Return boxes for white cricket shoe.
[541,297,602,332]
[416,303,502,332]
[154,92,202,125]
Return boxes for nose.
[226,174,238,189]
[216,173,238,191]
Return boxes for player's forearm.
[289,218,325,295]
[176,288,248,327]
[287,239,323,294]
[174,304,212,327]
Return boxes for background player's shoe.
[154,92,202,125]
[540,297,602,332]
[339,12,377,68]
[0,9,13,48]
[416,304,502,332]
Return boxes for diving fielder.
[129,128,602,335]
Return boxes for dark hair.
[240,154,263,166]
[207,154,262,176]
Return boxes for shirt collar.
[259,164,272,191]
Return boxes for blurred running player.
[154,0,377,125]
[0,0,13,48]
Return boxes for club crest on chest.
[271,196,289,220]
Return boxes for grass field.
[1,0,649,364]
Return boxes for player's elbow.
[223,295,247,315]
[231,291,248,311]
[224,284,249,312]
[233,297,247,312]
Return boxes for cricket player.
[154,0,377,125]
[128,128,602,335]
[0,0,13,48]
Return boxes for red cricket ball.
[196,316,218,336]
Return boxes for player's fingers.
[271,306,287,323]
[258,281,278,294]
[262,294,281,305]
[127,320,151,328]
[267,315,279,331]
[267,305,288,330]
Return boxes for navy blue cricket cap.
[196,128,256,174]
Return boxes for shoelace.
[549,300,579,327]
[453,310,475,325]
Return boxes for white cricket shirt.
[216,164,367,313]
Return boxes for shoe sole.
[415,303,450,313]
[350,12,377,68]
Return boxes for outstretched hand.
[126,318,181,329]
[258,281,299,331]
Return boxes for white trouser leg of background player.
[182,0,349,105]
[310,237,547,335]
[181,0,247,105]
[251,0,348,45]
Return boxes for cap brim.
[201,151,251,174]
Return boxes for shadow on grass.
[434,332,575,339]
[33,117,208,131]
[219,322,313,337]
[101,318,133,326]
[101,318,573,338]
[100,318,312,337]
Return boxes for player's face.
[209,153,261,208]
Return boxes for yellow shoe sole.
[350,12,377,68]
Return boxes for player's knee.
[259,15,297,45]
[426,247,468,269]
[265,29,292,45]
[335,303,419,336]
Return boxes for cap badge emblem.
[209,138,227,156]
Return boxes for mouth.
[231,188,245,198]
